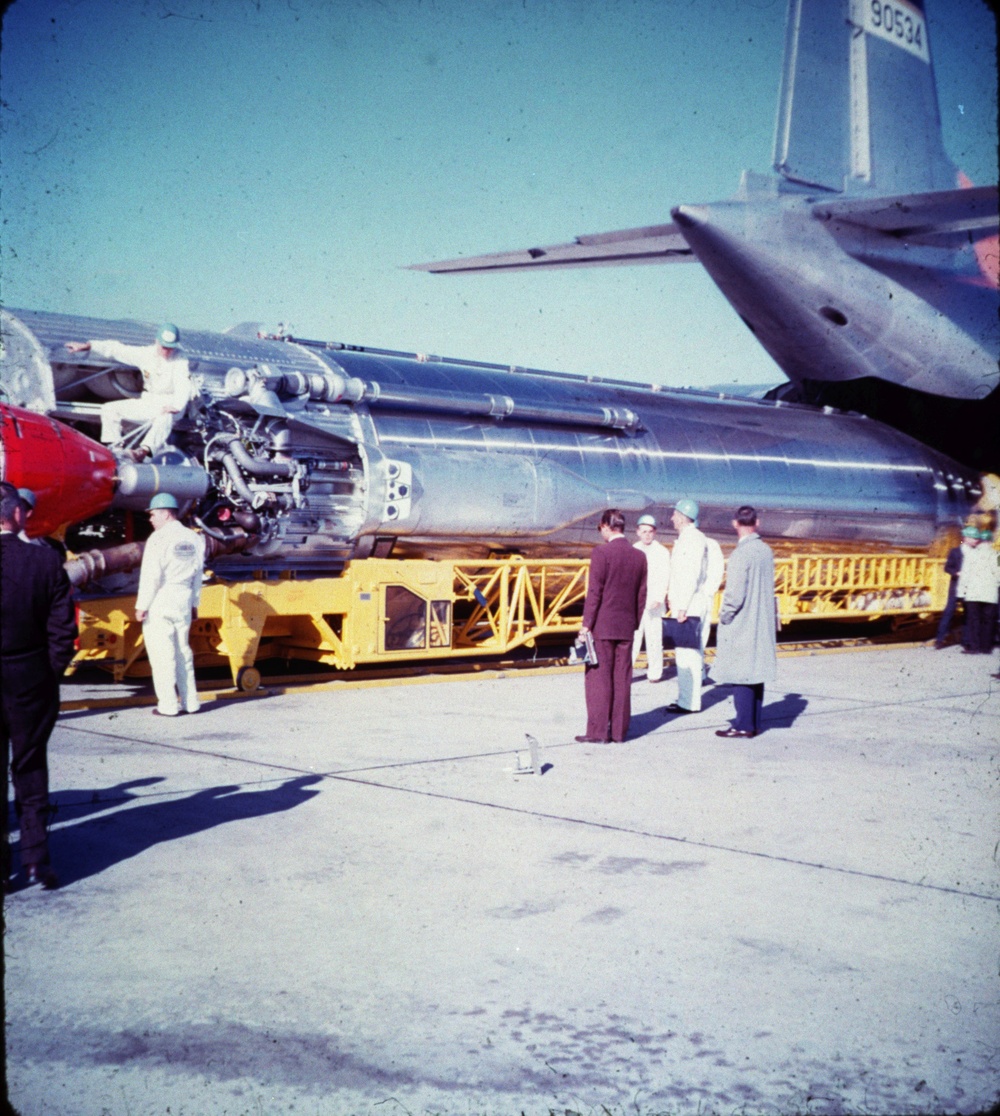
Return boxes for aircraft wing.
[409,222,695,273]
[811,185,998,241]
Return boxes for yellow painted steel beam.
[68,552,947,687]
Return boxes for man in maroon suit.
[577,509,648,744]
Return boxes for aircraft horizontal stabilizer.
[812,186,998,241]
[410,222,694,274]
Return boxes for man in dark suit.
[577,509,647,744]
[933,539,964,649]
[1,483,78,890]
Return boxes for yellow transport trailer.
[69,551,950,691]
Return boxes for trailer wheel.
[236,666,261,692]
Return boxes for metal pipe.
[193,516,260,547]
[221,453,256,505]
[223,435,296,477]
[203,529,254,561]
[67,527,255,586]
[360,381,641,431]
[65,542,146,587]
[193,516,233,542]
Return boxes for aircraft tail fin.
[773,0,957,195]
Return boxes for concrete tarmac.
[5,645,999,1116]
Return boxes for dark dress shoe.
[715,728,755,739]
[574,734,611,743]
[664,703,695,715]
[25,864,58,889]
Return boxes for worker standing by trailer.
[957,527,1000,654]
[631,515,671,683]
[663,499,710,716]
[700,534,725,678]
[136,494,205,717]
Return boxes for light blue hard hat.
[961,525,980,539]
[147,492,180,511]
[673,497,699,523]
[157,323,181,349]
[16,487,36,509]
[637,514,656,528]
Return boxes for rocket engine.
[0,307,981,573]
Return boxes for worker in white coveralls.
[663,498,710,715]
[700,534,726,679]
[135,493,205,717]
[631,514,671,683]
[65,324,192,462]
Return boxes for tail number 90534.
[864,0,930,63]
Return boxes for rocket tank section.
[0,307,979,570]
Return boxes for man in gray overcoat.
[713,506,777,738]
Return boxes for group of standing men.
[577,501,778,745]
[1,319,209,893]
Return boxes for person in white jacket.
[135,493,205,717]
[700,535,726,678]
[631,515,671,682]
[66,323,192,461]
[956,527,1000,654]
[664,498,710,714]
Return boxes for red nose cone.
[0,403,117,536]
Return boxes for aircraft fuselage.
[672,184,999,404]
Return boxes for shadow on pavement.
[626,686,732,739]
[763,691,809,728]
[627,688,809,739]
[7,778,169,840]
[58,701,231,723]
[50,777,167,823]
[48,774,322,887]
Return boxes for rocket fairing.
[0,404,117,538]
[0,308,980,570]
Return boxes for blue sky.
[2,0,996,390]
